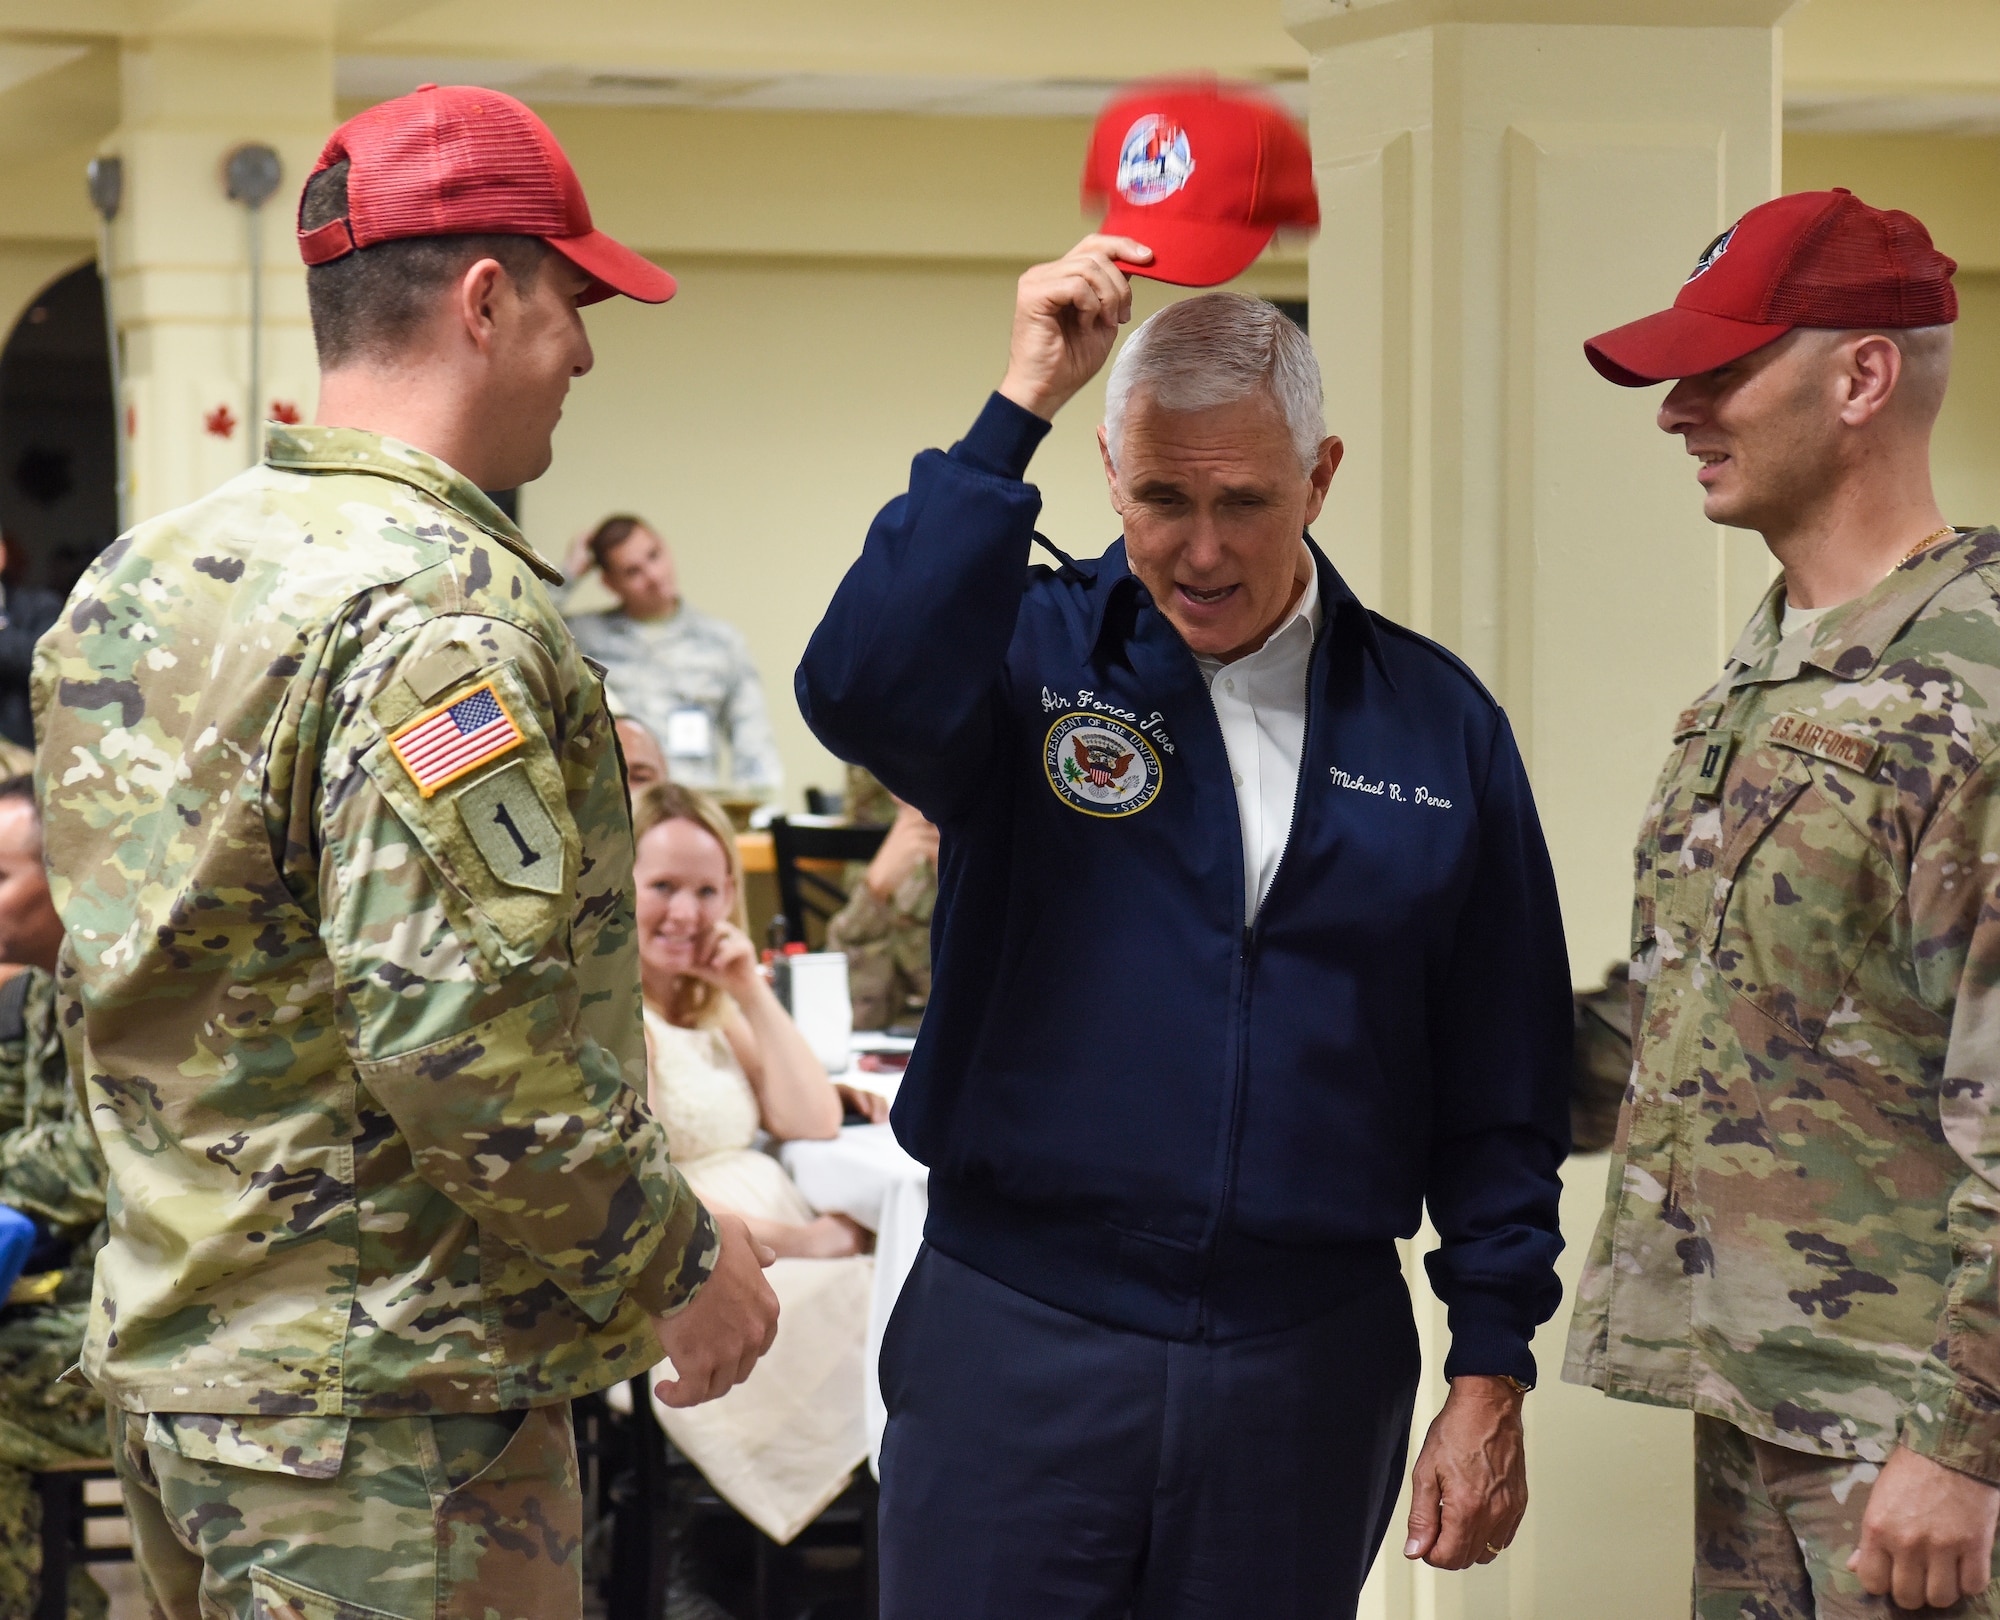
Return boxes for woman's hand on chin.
[684,920,764,1001]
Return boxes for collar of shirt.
[263,424,561,586]
[1728,527,2000,689]
[1194,561,1322,922]
[1192,564,1323,687]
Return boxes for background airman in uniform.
[1566,190,2000,1617]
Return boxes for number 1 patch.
[454,763,563,895]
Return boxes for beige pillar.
[104,36,333,523]
[1282,3,1796,1616]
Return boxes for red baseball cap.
[1586,188,1956,386]
[1082,79,1318,288]
[298,83,674,306]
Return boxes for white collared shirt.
[1194,564,1322,923]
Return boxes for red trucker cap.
[297,83,674,306]
[1586,188,1956,386]
[1082,79,1318,288]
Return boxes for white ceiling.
[334,54,1310,118]
[337,55,2000,138]
[1785,92,2000,136]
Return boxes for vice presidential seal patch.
[1044,712,1161,818]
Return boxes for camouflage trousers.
[0,1298,108,1620]
[108,1402,583,1620]
[1694,1415,2000,1619]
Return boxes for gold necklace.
[1901,524,1956,565]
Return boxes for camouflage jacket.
[0,967,58,1141]
[825,863,933,1032]
[1564,529,2000,1482]
[0,966,102,1241]
[0,963,106,1302]
[34,427,716,1436]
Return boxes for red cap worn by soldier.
[1585,187,1957,386]
[1082,79,1318,288]
[297,82,674,305]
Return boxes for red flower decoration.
[269,399,301,425]
[204,404,237,439]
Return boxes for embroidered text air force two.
[797,394,1573,1379]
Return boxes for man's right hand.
[651,1212,780,1408]
[997,234,1153,422]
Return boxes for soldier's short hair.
[585,514,654,572]
[300,161,551,370]
[1104,293,1325,478]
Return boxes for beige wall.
[513,101,1300,804]
[531,257,1302,803]
[1787,135,2000,535]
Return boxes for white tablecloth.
[781,1121,928,1472]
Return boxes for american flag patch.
[388,682,525,796]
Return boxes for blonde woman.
[634,782,879,1256]
[633,782,874,1543]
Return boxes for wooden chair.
[33,1457,130,1620]
[768,818,888,948]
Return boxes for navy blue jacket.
[798,395,1571,1380]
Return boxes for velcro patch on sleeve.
[1767,711,1882,777]
[454,762,565,895]
[388,681,525,797]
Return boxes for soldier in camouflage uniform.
[1564,191,2000,1614]
[825,766,935,1031]
[0,780,110,1620]
[34,86,777,1620]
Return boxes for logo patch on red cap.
[1116,116,1196,207]
[1685,225,1736,284]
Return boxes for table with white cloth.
[780,1104,928,1474]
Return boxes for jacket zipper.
[1195,661,1316,1337]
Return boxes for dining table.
[778,1043,926,1473]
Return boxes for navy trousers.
[877,1245,1423,1620]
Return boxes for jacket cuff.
[627,1194,721,1319]
[1441,1288,1539,1387]
[952,393,1051,482]
[1899,1372,2000,1485]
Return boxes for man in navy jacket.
[798,236,1572,1619]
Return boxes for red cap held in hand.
[1586,188,1956,386]
[298,83,674,306]
[1083,79,1318,288]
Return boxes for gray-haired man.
[798,237,1574,1618]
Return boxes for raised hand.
[997,235,1154,422]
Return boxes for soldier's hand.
[997,234,1153,422]
[1848,1444,2000,1608]
[1403,1376,1528,1570]
[865,801,940,902]
[651,1213,779,1408]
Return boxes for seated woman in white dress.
[633,782,878,1544]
